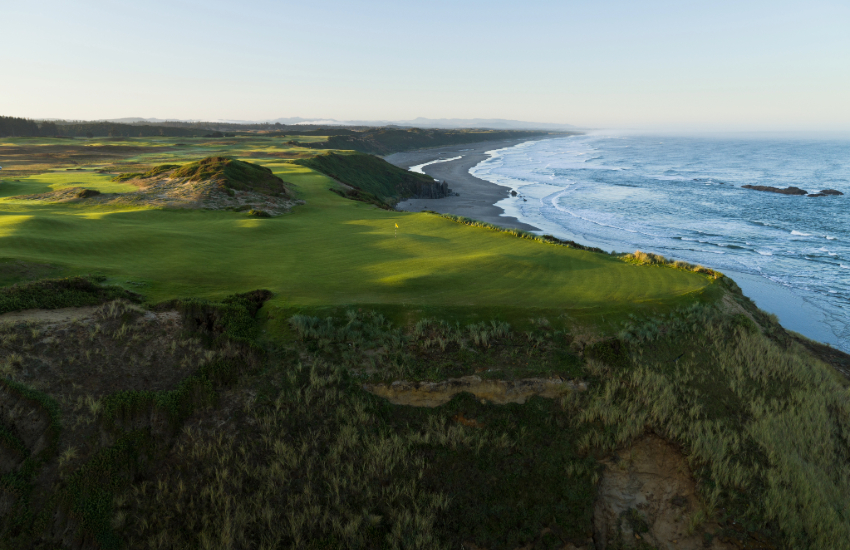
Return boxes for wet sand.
[385,139,551,231]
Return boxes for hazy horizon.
[3,0,849,132]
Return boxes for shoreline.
[386,138,556,231]
[388,137,846,352]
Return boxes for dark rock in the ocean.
[511,190,518,196]
[819,189,844,196]
[742,185,808,195]
[807,193,827,197]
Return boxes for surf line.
[409,156,463,174]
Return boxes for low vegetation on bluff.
[0,276,847,549]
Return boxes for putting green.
[0,138,715,318]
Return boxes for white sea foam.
[409,156,463,174]
[467,133,850,351]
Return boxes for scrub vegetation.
[295,152,443,205]
[0,133,848,549]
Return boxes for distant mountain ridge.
[91,116,578,131]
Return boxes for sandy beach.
[385,138,556,231]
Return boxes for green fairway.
[0,138,715,319]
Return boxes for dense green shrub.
[0,276,140,315]
[295,152,439,204]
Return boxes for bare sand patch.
[0,306,100,325]
[364,375,586,407]
[594,436,735,550]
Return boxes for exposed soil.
[0,299,238,507]
[594,436,735,550]
[364,375,587,407]
[0,301,214,401]
[0,306,99,325]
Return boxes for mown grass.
[0,161,715,328]
[0,170,138,198]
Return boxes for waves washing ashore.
[469,133,850,351]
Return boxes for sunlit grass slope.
[0,138,715,317]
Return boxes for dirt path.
[0,306,100,325]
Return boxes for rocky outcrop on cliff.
[410,180,453,199]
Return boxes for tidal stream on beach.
[467,133,850,351]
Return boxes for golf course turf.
[0,137,716,324]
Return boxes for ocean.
[470,133,850,351]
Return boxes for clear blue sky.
[3,0,849,130]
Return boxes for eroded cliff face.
[594,436,734,550]
[363,375,585,407]
[410,180,453,199]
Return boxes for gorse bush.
[171,289,273,345]
[290,311,515,356]
[0,276,140,315]
[111,164,180,182]
[114,359,599,549]
[294,152,441,204]
[0,377,63,536]
[290,310,405,354]
[624,250,721,278]
[0,290,271,547]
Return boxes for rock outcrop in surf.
[742,185,844,197]
[742,185,807,195]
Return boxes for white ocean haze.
[469,133,850,351]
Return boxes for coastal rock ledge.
[808,188,844,197]
[742,185,807,195]
[742,185,844,196]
